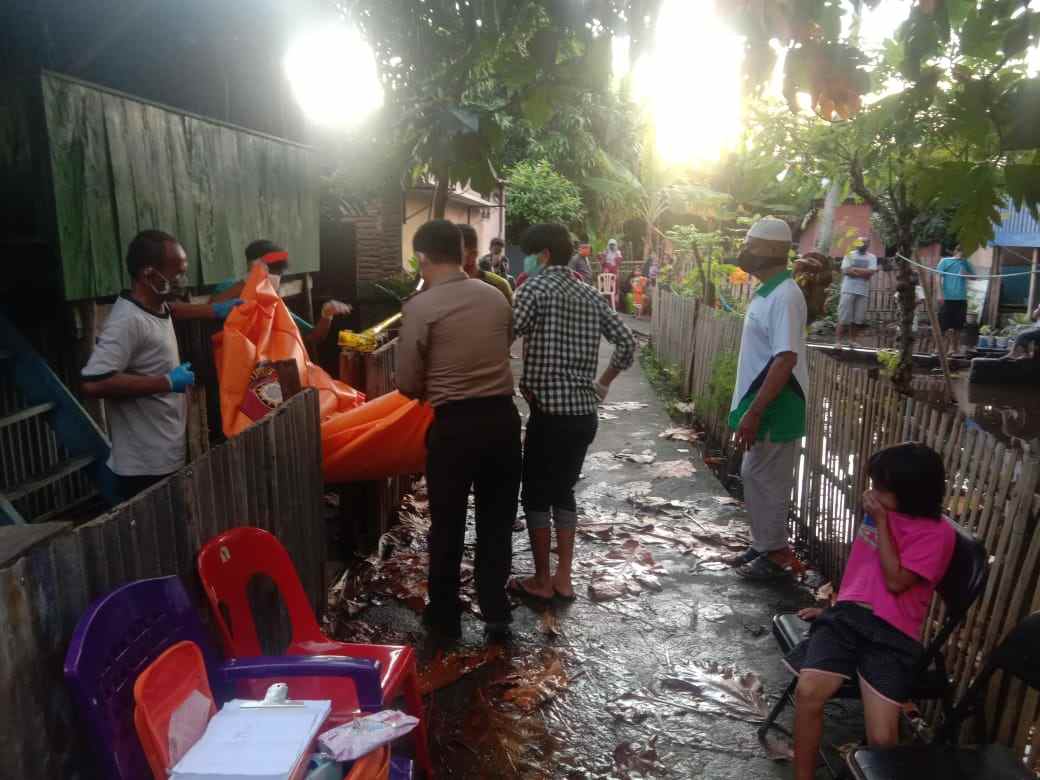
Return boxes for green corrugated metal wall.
[41,72,319,300]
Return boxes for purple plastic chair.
[63,576,405,780]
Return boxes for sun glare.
[284,23,384,129]
[637,0,744,164]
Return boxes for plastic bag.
[317,710,419,762]
[216,265,432,481]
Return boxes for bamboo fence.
[651,288,1040,761]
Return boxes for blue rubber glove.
[167,362,195,393]
[212,298,244,320]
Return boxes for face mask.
[147,269,188,299]
[736,248,775,275]
[523,253,541,275]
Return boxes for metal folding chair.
[846,611,1040,779]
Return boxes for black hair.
[457,223,478,252]
[413,219,463,265]
[867,442,945,519]
[245,238,288,275]
[521,223,572,267]
[490,237,504,248]
[126,229,178,279]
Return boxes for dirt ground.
[324,315,863,778]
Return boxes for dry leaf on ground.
[649,460,697,479]
[587,539,667,602]
[613,738,668,777]
[615,449,657,464]
[494,649,569,713]
[659,427,702,442]
[461,690,557,777]
[584,450,624,472]
[419,645,504,695]
[601,401,650,412]
[659,661,769,721]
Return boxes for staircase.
[0,312,114,524]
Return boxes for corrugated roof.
[993,200,1040,247]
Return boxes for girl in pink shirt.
[786,442,956,780]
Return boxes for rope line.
[894,253,1034,280]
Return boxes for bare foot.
[509,576,553,600]
[551,573,575,600]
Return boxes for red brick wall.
[798,203,884,257]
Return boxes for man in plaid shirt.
[510,223,637,602]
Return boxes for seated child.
[787,442,956,780]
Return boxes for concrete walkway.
[329,316,861,778]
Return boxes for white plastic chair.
[598,272,617,310]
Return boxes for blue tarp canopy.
[992,200,1040,247]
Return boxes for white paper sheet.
[171,698,331,780]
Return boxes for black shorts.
[785,603,923,704]
[939,299,967,331]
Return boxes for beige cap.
[745,216,792,259]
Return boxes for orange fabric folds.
[216,264,431,481]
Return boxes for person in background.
[569,241,593,283]
[1006,303,1040,360]
[459,224,513,305]
[599,238,623,279]
[936,245,975,358]
[82,230,241,503]
[836,238,878,348]
[397,220,520,642]
[480,236,511,280]
[725,216,808,580]
[511,223,636,602]
[788,443,955,780]
[212,239,352,348]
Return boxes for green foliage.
[504,159,585,235]
[722,1,1040,252]
[639,344,684,409]
[346,1,663,204]
[695,351,739,417]
[877,348,900,379]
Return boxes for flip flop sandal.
[553,588,577,603]
[507,577,553,604]
[722,547,761,567]
[735,555,789,581]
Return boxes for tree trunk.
[814,179,842,256]
[432,174,450,219]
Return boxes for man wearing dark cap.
[397,219,520,642]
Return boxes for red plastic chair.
[197,527,431,777]
[133,641,217,779]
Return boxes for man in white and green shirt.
[726,217,808,580]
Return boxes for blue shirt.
[937,257,974,301]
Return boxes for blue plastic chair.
[63,576,412,779]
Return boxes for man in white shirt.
[726,217,808,580]
[836,239,878,347]
[82,230,238,502]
